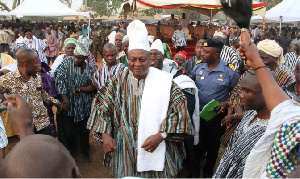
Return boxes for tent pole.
[210,9,212,22]
[88,13,91,48]
[279,16,282,36]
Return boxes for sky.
[1,0,83,11]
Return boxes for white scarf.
[137,67,173,172]
[243,100,300,178]
[174,75,200,145]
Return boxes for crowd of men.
[0,17,298,178]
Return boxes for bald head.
[0,135,80,178]
[103,43,117,53]
[16,49,37,65]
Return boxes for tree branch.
[0,1,11,12]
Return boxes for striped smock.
[87,69,193,178]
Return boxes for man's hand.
[3,95,34,139]
[73,88,80,97]
[221,114,235,126]
[217,101,229,115]
[102,133,116,153]
[174,66,187,75]
[141,132,164,153]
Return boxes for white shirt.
[50,54,65,77]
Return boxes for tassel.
[221,0,253,28]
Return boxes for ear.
[73,167,81,178]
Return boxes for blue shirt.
[191,60,239,110]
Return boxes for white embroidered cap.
[127,20,150,52]
[150,39,164,55]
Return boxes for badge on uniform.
[217,74,223,81]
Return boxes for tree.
[60,0,72,8]
[0,1,11,11]
[87,0,126,17]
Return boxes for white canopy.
[265,0,300,22]
[8,0,89,17]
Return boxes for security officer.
[191,38,239,178]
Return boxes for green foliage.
[260,0,283,10]
[86,0,125,17]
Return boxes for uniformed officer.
[191,38,239,178]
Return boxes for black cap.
[203,39,224,49]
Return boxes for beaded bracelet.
[252,65,267,71]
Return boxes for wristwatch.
[160,132,167,139]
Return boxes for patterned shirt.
[87,69,193,178]
[0,117,7,149]
[55,56,95,122]
[172,30,187,48]
[284,52,300,71]
[220,45,241,69]
[214,110,268,178]
[0,70,60,131]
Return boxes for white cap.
[150,39,164,55]
[148,35,154,44]
[108,31,116,44]
[213,30,224,38]
[122,35,129,43]
[127,20,150,52]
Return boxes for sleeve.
[87,76,117,141]
[0,74,10,94]
[41,89,60,106]
[54,58,69,95]
[0,117,8,149]
[171,31,176,42]
[184,31,188,41]
[229,48,241,68]
[190,65,197,81]
[159,82,194,138]
[39,39,46,51]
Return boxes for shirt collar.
[202,60,226,72]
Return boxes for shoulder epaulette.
[227,63,237,71]
[195,60,203,65]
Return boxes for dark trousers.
[62,116,90,155]
[34,125,52,136]
[197,114,226,178]
[176,46,185,52]
[184,137,200,177]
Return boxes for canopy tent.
[8,0,89,17]
[122,0,267,19]
[265,0,300,22]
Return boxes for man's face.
[122,41,129,56]
[128,49,151,79]
[115,35,123,49]
[259,32,266,40]
[174,55,184,67]
[25,32,32,39]
[258,50,277,68]
[25,53,40,76]
[19,31,24,37]
[178,25,182,30]
[74,55,86,67]
[150,49,164,69]
[64,43,76,57]
[201,47,218,63]
[103,48,117,67]
[240,74,265,110]
[46,28,51,35]
[195,43,203,58]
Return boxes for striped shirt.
[214,110,268,178]
[182,56,201,75]
[284,52,300,71]
[92,62,127,91]
[54,56,95,122]
[229,64,295,108]
[172,30,187,48]
[220,45,241,69]
[0,117,8,149]
[87,69,193,178]
[25,36,48,64]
